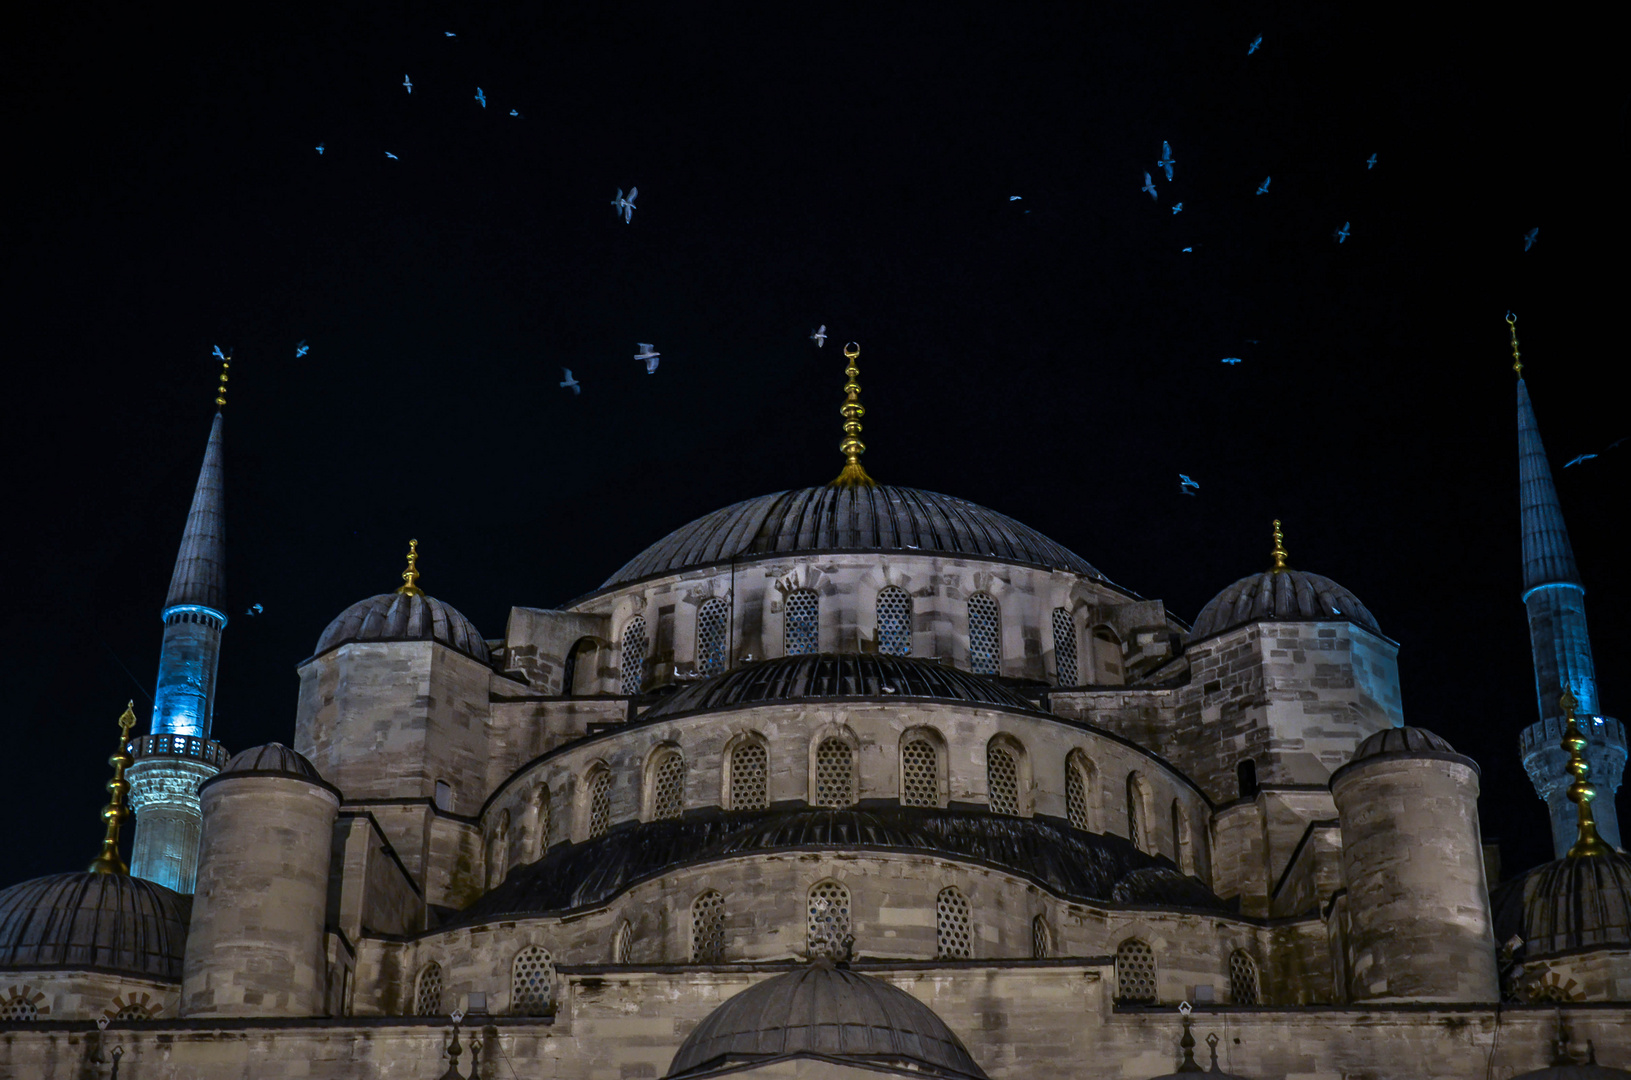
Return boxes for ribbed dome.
[1492,848,1631,960]
[1189,568,1380,641]
[1351,726,1457,761]
[601,485,1105,590]
[665,961,988,1079]
[220,742,322,780]
[0,873,190,980]
[313,591,489,663]
[645,654,1045,719]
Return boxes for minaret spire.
[829,342,876,489]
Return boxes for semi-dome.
[665,960,988,1079]
[0,873,190,980]
[313,591,489,664]
[219,742,323,781]
[645,653,1046,719]
[1189,567,1381,641]
[1492,848,1631,960]
[601,485,1106,591]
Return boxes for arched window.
[1031,915,1052,960]
[1126,773,1151,851]
[987,740,1021,816]
[1237,759,1259,799]
[813,737,856,807]
[562,636,594,695]
[727,739,769,811]
[1052,608,1079,686]
[414,962,444,1016]
[485,809,511,889]
[691,890,726,963]
[530,785,552,860]
[1065,751,1096,832]
[877,586,912,656]
[900,736,941,807]
[620,616,648,695]
[807,881,852,959]
[1115,939,1156,1002]
[648,747,686,821]
[1229,950,1260,1005]
[510,946,555,1016]
[968,593,1001,675]
[612,920,634,963]
[113,1001,155,1020]
[696,598,728,676]
[784,589,820,655]
[586,766,612,839]
[936,887,972,959]
[0,990,39,1021]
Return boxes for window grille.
[533,785,551,859]
[877,587,912,656]
[1,995,38,1021]
[651,750,686,821]
[814,738,856,807]
[1229,950,1260,1005]
[936,887,972,959]
[511,946,555,1015]
[988,743,1020,816]
[1032,915,1052,960]
[784,589,820,655]
[620,616,647,695]
[901,738,939,807]
[968,593,1000,675]
[612,920,633,963]
[1126,774,1147,851]
[697,598,728,676]
[1052,608,1079,686]
[414,962,444,1016]
[587,769,612,839]
[691,891,726,963]
[113,1002,153,1020]
[807,881,852,958]
[729,741,769,811]
[1065,754,1093,832]
[1115,939,1156,1003]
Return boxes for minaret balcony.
[129,732,230,768]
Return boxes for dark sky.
[3,2,1622,885]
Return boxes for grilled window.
[1229,950,1260,1005]
[587,768,612,839]
[113,1002,154,1020]
[1065,752,1094,832]
[696,598,728,676]
[1126,774,1148,851]
[728,740,769,811]
[988,743,1020,816]
[650,749,685,821]
[691,891,726,963]
[936,887,972,959]
[877,586,912,656]
[807,881,852,959]
[0,993,39,1021]
[1032,915,1052,960]
[901,738,940,807]
[968,593,1001,674]
[1052,608,1079,686]
[814,738,857,807]
[612,920,633,963]
[620,616,648,695]
[1116,939,1156,1003]
[414,962,444,1016]
[511,946,555,1016]
[785,589,820,655]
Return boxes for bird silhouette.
[611,187,638,223]
[1564,453,1598,468]
[1221,358,1242,365]
[246,603,264,616]
[1248,34,1262,54]
[560,368,581,395]
[1171,202,1184,214]
[811,325,827,347]
[1366,153,1377,169]
[1333,222,1350,243]
[1256,176,1271,195]
[474,87,486,108]
[1142,172,1158,200]
[212,345,229,361]
[385,151,399,160]
[402,74,412,94]
[1182,246,1193,252]
[1009,195,1022,201]
[444,31,456,37]
[634,343,660,373]
[316,143,324,155]
[1523,228,1539,252]
[1178,474,1200,495]
[295,340,309,358]
[510,109,522,118]
[1158,141,1174,181]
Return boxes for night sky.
[3,2,1622,885]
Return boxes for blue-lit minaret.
[126,361,233,892]
[1509,316,1626,856]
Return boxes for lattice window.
[936,887,972,959]
[968,593,1000,675]
[691,891,726,963]
[532,785,552,859]
[510,945,555,1015]
[620,616,647,695]
[877,586,912,656]
[651,750,686,821]
[1066,754,1093,832]
[697,598,728,676]
[901,738,939,807]
[814,738,856,807]
[988,743,1020,816]
[612,920,633,963]
[784,589,820,655]
[729,741,769,811]
[0,995,38,1021]
[587,768,612,839]
[1229,950,1260,1005]
[414,962,444,1016]
[807,881,852,958]
[1115,939,1156,1003]
[1126,774,1148,851]
[1032,915,1052,960]
[1052,608,1079,686]
[113,1002,153,1020]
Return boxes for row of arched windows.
[1113,940,1262,1005]
[413,945,558,1018]
[690,882,977,962]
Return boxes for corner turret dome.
[313,591,490,664]
[0,873,190,980]
[1350,726,1457,761]
[219,742,323,780]
[665,960,988,1079]
[1190,567,1379,641]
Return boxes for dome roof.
[313,591,489,664]
[0,872,190,980]
[665,961,988,1079]
[600,485,1106,591]
[1492,848,1631,960]
[1351,726,1457,761]
[1189,568,1380,642]
[220,742,323,780]
[645,654,1046,719]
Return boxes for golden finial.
[1506,311,1523,379]
[396,539,423,596]
[829,342,876,489]
[88,703,138,875]
[1560,690,1611,858]
[215,355,231,409]
[1269,520,1290,574]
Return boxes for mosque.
[1,333,1628,1079]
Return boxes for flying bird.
[444,31,456,37]
[246,603,263,616]
[509,109,522,118]
[385,151,399,160]
[1366,153,1377,170]
[560,368,580,395]
[611,187,638,223]
[1256,176,1271,195]
[1009,196,1022,201]
[212,345,229,361]
[1171,202,1184,214]
[1564,453,1598,468]
[1333,221,1350,243]
[1182,247,1193,252]
[474,87,486,108]
[1158,141,1174,181]
[634,343,660,373]
[1523,228,1539,252]
[295,340,309,358]
[1607,437,1627,450]
[316,143,324,155]
[403,74,413,94]
[1178,474,1200,495]
[1248,34,1262,54]
[811,325,827,347]
[1142,172,1158,200]
[1221,357,1242,365]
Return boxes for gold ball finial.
[215,356,231,409]
[88,702,138,875]
[396,539,424,596]
[829,342,877,489]
[1560,690,1611,859]
[1269,520,1290,574]
[1506,311,1523,379]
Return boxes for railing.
[129,733,230,767]
[1520,714,1626,755]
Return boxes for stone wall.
[0,971,175,1022]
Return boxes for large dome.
[0,873,190,980]
[312,591,490,664]
[1492,848,1631,960]
[1189,567,1381,642]
[665,960,988,1079]
[601,485,1106,590]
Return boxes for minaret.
[126,359,233,892]
[1509,315,1626,855]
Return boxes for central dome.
[602,485,1105,590]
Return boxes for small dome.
[220,742,322,780]
[1351,726,1458,761]
[313,591,489,664]
[0,873,189,980]
[1492,848,1631,960]
[665,961,988,1079]
[1189,568,1380,641]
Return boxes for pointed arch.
[724,732,770,811]
[1051,607,1080,686]
[877,586,912,656]
[1031,915,1053,960]
[696,598,729,676]
[529,783,552,860]
[583,762,613,840]
[807,880,853,959]
[899,727,947,808]
[1126,771,1153,852]
[968,592,1001,674]
[986,734,1031,817]
[811,733,858,808]
[414,961,444,1016]
[936,887,972,959]
[1065,750,1098,832]
[612,920,634,963]
[1229,949,1260,1004]
[620,616,648,695]
[645,744,686,821]
[510,945,555,1016]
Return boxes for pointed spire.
[164,410,226,610]
[89,703,138,875]
[1269,520,1290,574]
[1512,316,1582,595]
[829,342,876,489]
[1560,691,1611,858]
[397,539,424,596]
